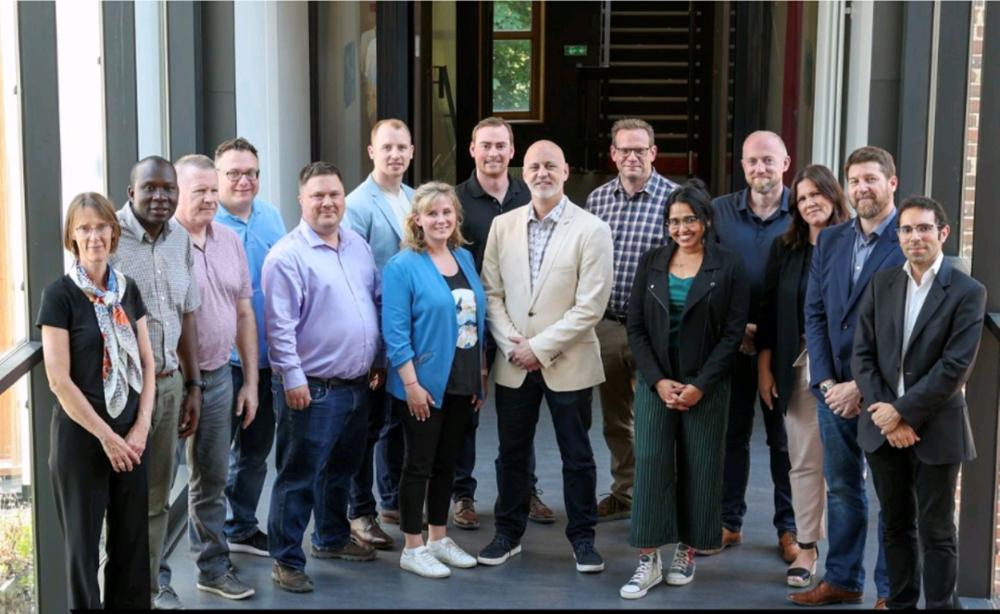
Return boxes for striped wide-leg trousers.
[629,371,729,551]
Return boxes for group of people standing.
[39,114,984,611]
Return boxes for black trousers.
[395,394,473,535]
[49,408,150,610]
[866,443,961,610]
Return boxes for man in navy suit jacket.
[791,147,904,607]
[853,196,985,609]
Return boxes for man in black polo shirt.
[452,116,552,529]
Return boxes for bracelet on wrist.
[403,380,419,387]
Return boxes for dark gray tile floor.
[166,394,896,609]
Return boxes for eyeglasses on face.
[614,147,651,159]
[898,224,941,236]
[224,169,260,182]
[666,215,701,228]
[74,223,113,237]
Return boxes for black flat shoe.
[786,545,818,588]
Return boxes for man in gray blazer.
[852,195,986,610]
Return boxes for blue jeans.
[721,353,796,536]
[374,391,404,512]
[224,366,276,541]
[816,396,890,596]
[267,377,369,571]
[494,372,598,546]
[346,387,390,519]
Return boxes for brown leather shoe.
[694,527,741,555]
[788,581,863,607]
[379,508,400,525]
[873,597,888,610]
[596,494,631,522]
[528,491,555,524]
[452,498,480,530]
[350,515,394,549]
[779,531,801,563]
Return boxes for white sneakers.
[400,537,477,578]
[427,537,478,569]
[620,550,663,599]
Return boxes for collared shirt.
[585,170,679,315]
[262,221,381,390]
[456,170,530,272]
[379,182,412,231]
[526,197,568,291]
[215,198,287,368]
[111,204,201,373]
[851,210,898,289]
[190,222,252,371]
[712,187,792,321]
[898,250,944,396]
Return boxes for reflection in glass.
[493,40,532,112]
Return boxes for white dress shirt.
[898,251,944,395]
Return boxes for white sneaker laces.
[629,555,656,585]
[671,547,691,570]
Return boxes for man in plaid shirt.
[584,118,678,521]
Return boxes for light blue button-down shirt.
[850,209,897,289]
[215,198,287,368]
[262,221,381,390]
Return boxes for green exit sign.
[564,45,588,57]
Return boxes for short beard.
[854,195,887,219]
[529,184,561,200]
[750,176,779,195]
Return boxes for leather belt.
[156,370,177,379]
[603,310,627,325]
[306,375,367,388]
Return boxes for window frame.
[487,0,544,122]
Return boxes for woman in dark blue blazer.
[382,182,487,579]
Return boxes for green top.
[668,273,694,349]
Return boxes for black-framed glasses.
[613,147,651,159]
[224,169,260,182]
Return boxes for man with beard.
[852,196,984,609]
[110,156,202,609]
[790,146,899,607]
[709,131,797,562]
[451,116,553,529]
[477,140,613,572]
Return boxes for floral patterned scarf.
[70,262,143,418]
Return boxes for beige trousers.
[595,319,636,504]
[784,346,827,544]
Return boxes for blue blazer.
[345,174,416,271]
[805,213,905,391]
[382,247,487,407]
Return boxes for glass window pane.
[493,0,533,32]
[492,40,532,112]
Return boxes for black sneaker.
[573,541,606,573]
[272,562,314,593]
[477,535,522,566]
[228,529,269,557]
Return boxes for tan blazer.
[481,198,613,392]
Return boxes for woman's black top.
[755,237,813,414]
[626,241,749,393]
[36,275,147,427]
[443,268,480,396]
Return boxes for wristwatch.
[185,379,207,391]
[819,381,834,395]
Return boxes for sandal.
[786,544,818,588]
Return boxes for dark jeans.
[396,394,473,534]
[224,366,276,541]
[267,377,369,570]
[452,340,539,501]
[494,372,598,546]
[721,352,796,536]
[345,386,393,519]
[375,390,405,511]
[816,397,890,596]
[50,409,150,610]
[867,444,961,609]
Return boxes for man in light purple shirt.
[263,161,383,593]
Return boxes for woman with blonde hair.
[38,192,156,608]
[381,181,487,578]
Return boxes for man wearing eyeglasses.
[852,196,984,610]
[213,137,288,563]
[709,130,797,562]
[584,118,678,523]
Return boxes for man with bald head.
[710,131,798,562]
[479,140,614,573]
[111,155,202,608]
